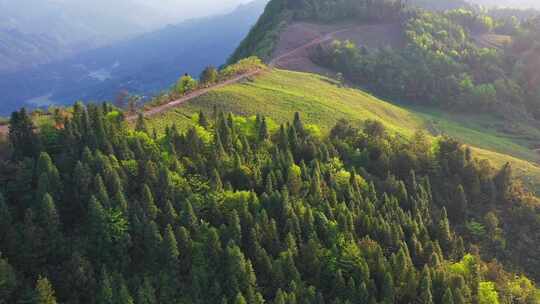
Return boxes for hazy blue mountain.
[0,0,267,115]
[0,0,161,73]
[0,0,254,74]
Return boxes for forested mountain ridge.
[1,103,539,303]
[228,0,405,63]
[231,0,540,118]
[0,0,539,303]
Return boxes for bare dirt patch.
[472,34,512,50]
[0,125,7,137]
[271,22,403,75]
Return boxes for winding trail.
[126,26,353,121]
[0,26,354,135]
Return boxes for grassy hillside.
[145,68,540,192]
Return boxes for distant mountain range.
[0,0,267,115]
[0,0,167,74]
[0,0,255,74]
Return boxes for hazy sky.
[140,0,256,19]
[0,0,262,40]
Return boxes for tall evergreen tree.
[0,254,17,302]
[442,288,454,304]
[97,267,114,304]
[9,108,40,160]
[34,276,57,304]
[135,113,148,133]
[419,266,434,304]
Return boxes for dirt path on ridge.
[125,25,356,121]
[0,26,357,134]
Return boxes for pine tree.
[163,224,179,270]
[97,268,114,304]
[87,196,112,264]
[200,66,218,86]
[437,207,452,254]
[258,117,269,142]
[419,266,433,304]
[211,169,224,192]
[36,193,62,260]
[135,113,148,133]
[0,254,17,301]
[141,184,158,220]
[358,281,369,304]
[35,152,61,201]
[0,194,13,250]
[274,289,287,304]
[287,165,302,196]
[453,185,468,221]
[9,108,41,160]
[495,162,513,202]
[181,201,198,232]
[113,191,128,214]
[176,227,193,277]
[94,174,110,208]
[35,276,57,304]
[453,288,466,304]
[293,112,305,137]
[442,288,454,304]
[227,210,242,245]
[116,280,135,304]
[381,272,395,304]
[37,194,60,231]
[198,110,209,128]
[136,277,157,304]
[234,293,247,304]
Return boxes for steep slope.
[270,22,403,74]
[144,68,540,192]
[4,94,540,303]
[228,0,404,64]
[229,0,489,65]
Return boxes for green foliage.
[466,221,487,241]
[175,74,198,95]
[146,68,540,193]
[228,0,290,63]
[220,57,265,79]
[478,282,499,304]
[1,104,539,303]
[0,255,16,303]
[313,8,535,119]
[35,276,57,304]
[290,0,404,22]
[8,108,41,160]
[200,66,219,86]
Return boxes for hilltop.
[231,0,540,122]
[144,68,540,192]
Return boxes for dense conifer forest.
[1,104,538,303]
[1,0,540,303]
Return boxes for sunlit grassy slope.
[146,68,540,192]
